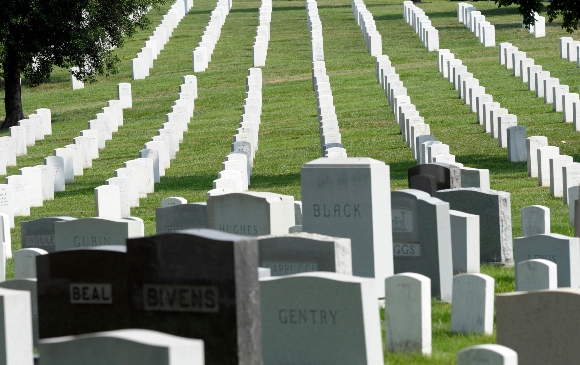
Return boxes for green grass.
[0,0,576,362]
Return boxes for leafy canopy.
[0,0,167,84]
[496,0,580,33]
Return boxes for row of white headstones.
[132,0,195,80]
[349,1,576,361]
[97,0,239,218]
[307,0,347,158]
[209,0,271,195]
[252,0,272,67]
[94,76,197,219]
[2,2,561,364]
[404,1,580,228]
[16,0,219,228]
[0,82,132,230]
[192,0,232,72]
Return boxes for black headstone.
[126,229,261,365]
[37,246,128,338]
[408,163,461,196]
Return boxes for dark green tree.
[496,0,580,33]
[0,0,167,128]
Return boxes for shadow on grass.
[247,172,301,190]
[454,153,528,175]
[155,174,216,192]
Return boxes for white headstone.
[527,136,549,178]
[95,185,122,219]
[6,175,30,217]
[537,146,560,186]
[44,156,65,192]
[14,248,47,279]
[451,274,494,335]
[70,67,84,89]
[516,259,557,291]
[0,186,15,228]
[521,205,550,236]
[39,329,204,365]
[65,144,84,176]
[457,344,518,365]
[0,288,33,365]
[19,167,43,207]
[113,169,140,207]
[118,83,132,109]
[0,137,16,167]
[80,129,101,155]
[54,148,74,183]
[36,108,52,135]
[385,273,431,355]
[260,272,383,364]
[9,126,27,156]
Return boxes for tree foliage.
[496,0,580,33]
[0,0,167,128]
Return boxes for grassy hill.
[1,0,578,362]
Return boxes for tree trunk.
[2,48,24,129]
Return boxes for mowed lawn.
[1,0,578,362]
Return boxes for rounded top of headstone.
[259,271,371,284]
[21,216,76,226]
[453,273,494,285]
[153,228,259,243]
[0,287,31,298]
[457,344,517,363]
[303,157,385,168]
[258,232,350,243]
[516,258,556,269]
[386,272,431,284]
[39,328,203,347]
[208,191,293,204]
[437,187,508,196]
[498,287,580,299]
[392,189,431,200]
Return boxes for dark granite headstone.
[408,163,461,196]
[155,203,206,234]
[391,189,453,301]
[21,217,76,252]
[436,188,513,263]
[126,229,261,365]
[37,246,128,339]
[257,232,352,276]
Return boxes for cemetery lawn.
[0,0,573,362]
